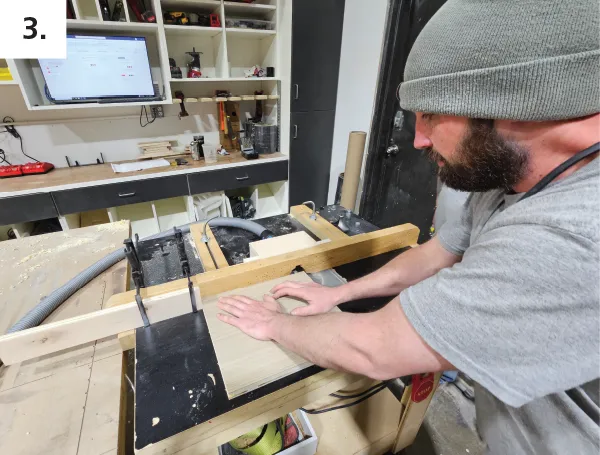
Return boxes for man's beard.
[426,119,529,192]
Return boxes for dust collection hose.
[6,217,272,334]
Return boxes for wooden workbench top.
[0,152,288,198]
[0,221,130,455]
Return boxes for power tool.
[164,11,188,25]
[186,48,203,78]
[174,91,189,119]
[169,58,182,79]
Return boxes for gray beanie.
[399,0,600,121]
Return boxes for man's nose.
[414,115,433,150]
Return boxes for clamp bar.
[173,227,198,313]
[124,238,145,289]
[135,293,151,328]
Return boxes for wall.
[327,0,389,207]
[0,84,276,168]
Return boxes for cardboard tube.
[340,131,367,210]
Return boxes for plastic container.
[225,18,274,30]
[204,144,218,164]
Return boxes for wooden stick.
[0,288,200,365]
[290,205,348,241]
[191,224,229,271]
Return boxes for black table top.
[134,209,401,450]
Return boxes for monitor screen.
[39,35,155,102]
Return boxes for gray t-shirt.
[400,157,600,454]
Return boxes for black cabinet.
[53,175,189,215]
[289,110,336,207]
[290,0,345,208]
[291,0,346,113]
[188,161,288,194]
[0,193,58,225]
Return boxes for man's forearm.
[266,298,451,379]
[333,237,461,305]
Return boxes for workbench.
[0,221,130,455]
[0,152,288,228]
[0,206,439,455]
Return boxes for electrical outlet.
[151,106,164,118]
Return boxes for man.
[217,1,600,453]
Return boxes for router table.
[0,205,439,455]
[123,205,439,454]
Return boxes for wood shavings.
[152,417,160,426]
[208,374,215,385]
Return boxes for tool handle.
[118,192,136,198]
[235,175,249,181]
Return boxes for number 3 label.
[0,0,65,58]
[24,17,38,39]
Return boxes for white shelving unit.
[0,0,291,241]
[5,0,284,110]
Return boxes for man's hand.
[270,281,340,316]
[217,295,283,341]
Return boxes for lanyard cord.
[519,142,600,202]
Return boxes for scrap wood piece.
[107,223,419,309]
[290,204,348,241]
[0,287,201,366]
[204,273,328,398]
[248,231,316,259]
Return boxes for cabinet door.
[289,110,336,207]
[291,0,346,112]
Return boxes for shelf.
[225,28,276,38]
[170,77,278,82]
[0,80,17,86]
[67,19,159,32]
[223,1,276,15]
[164,24,223,36]
[161,0,221,10]
[171,93,279,103]
[29,100,168,111]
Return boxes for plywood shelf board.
[164,24,223,36]
[67,18,160,31]
[226,27,276,38]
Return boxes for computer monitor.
[39,35,156,103]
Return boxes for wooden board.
[78,353,123,455]
[190,224,229,269]
[203,273,318,398]
[248,231,316,258]
[0,287,201,365]
[0,361,92,455]
[290,205,349,241]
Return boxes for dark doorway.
[360,0,446,243]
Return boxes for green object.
[399,0,599,121]
[229,418,284,455]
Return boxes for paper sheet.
[111,159,170,173]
